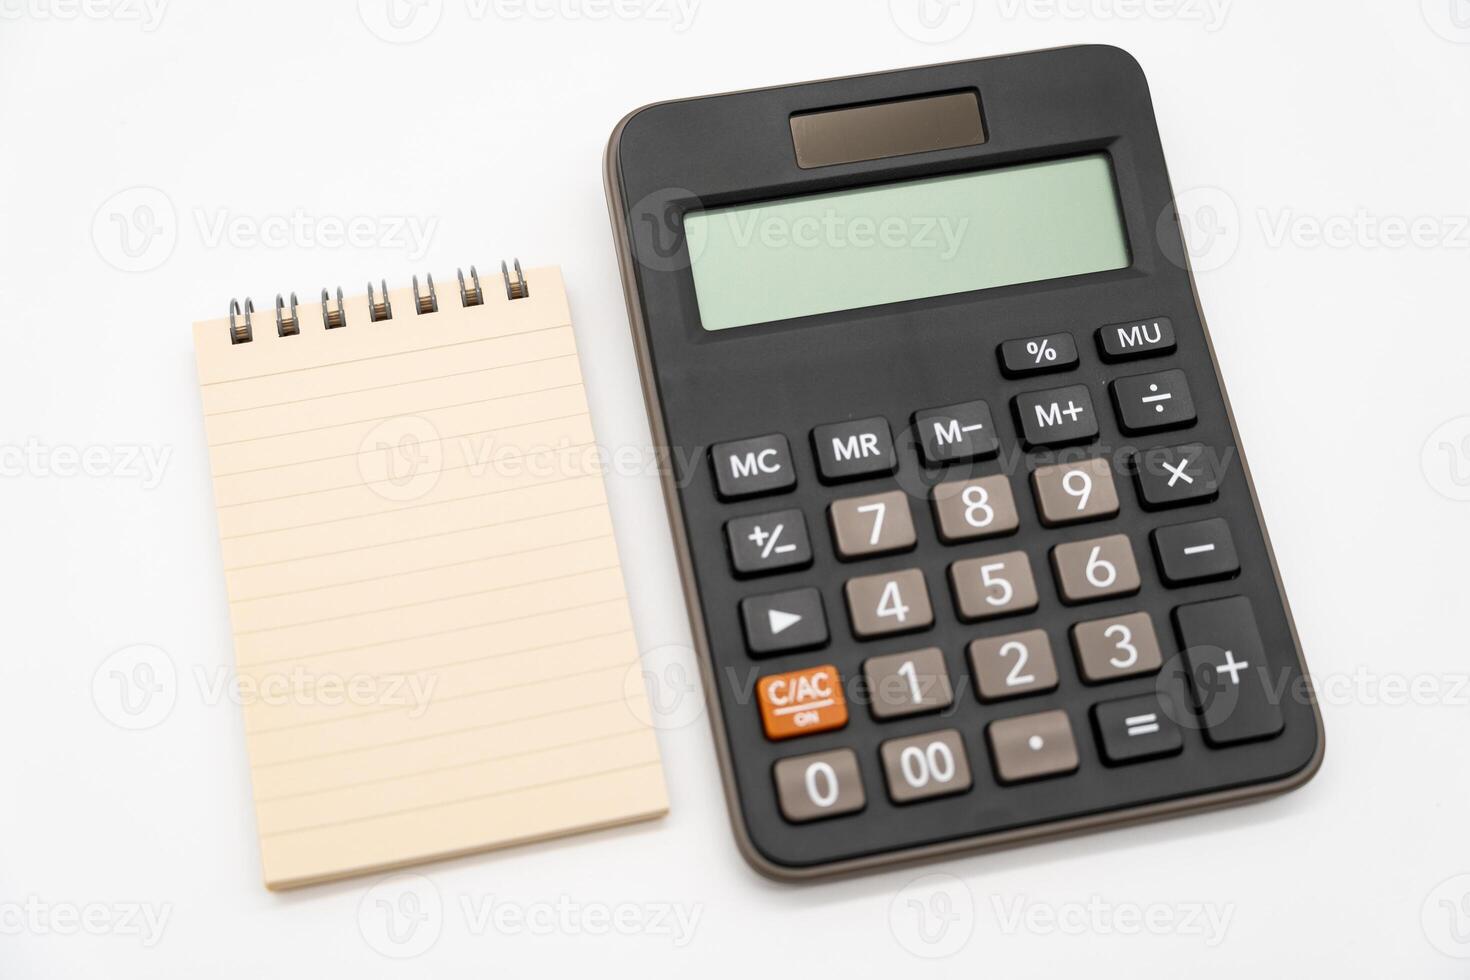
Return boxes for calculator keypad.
[812,417,896,482]
[757,664,847,740]
[1013,384,1099,448]
[969,629,1058,701]
[1051,534,1141,604]
[725,509,812,575]
[773,749,865,822]
[845,569,933,637]
[700,317,1296,849]
[913,400,999,465]
[1071,611,1164,683]
[710,434,796,499]
[829,490,917,558]
[931,476,1020,542]
[950,552,1039,621]
[988,710,1079,784]
[1112,369,1197,433]
[863,647,953,719]
[1133,443,1220,508]
[879,730,972,803]
[1031,458,1119,525]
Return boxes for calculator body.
[604,46,1323,880]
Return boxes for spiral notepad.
[193,263,667,889]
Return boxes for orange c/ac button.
[757,664,848,740]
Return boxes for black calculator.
[604,46,1323,879]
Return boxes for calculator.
[604,46,1323,880]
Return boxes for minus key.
[1151,517,1240,586]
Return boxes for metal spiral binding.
[229,298,254,344]
[275,293,300,337]
[458,265,484,307]
[367,279,393,322]
[502,259,529,300]
[228,260,526,342]
[413,274,438,314]
[322,287,346,329]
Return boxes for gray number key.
[879,730,972,804]
[1051,534,1141,604]
[829,490,916,558]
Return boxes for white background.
[2,0,1469,976]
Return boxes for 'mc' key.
[711,434,797,499]
[812,417,897,482]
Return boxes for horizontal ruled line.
[258,760,664,838]
[214,437,596,506]
[249,691,633,768]
[211,414,591,480]
[238,596,629,669]
[207,382,585,449]
[253,725,654,803]
[223,502,607,571]
[203,353,580,417]
[200,323,571,387]
[219,472,601,540]
[227,532,615,603]
[234,563,622,634]
[244,662,631,737]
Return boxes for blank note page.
[192,267,667,889]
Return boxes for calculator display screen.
[684,153,1129,332]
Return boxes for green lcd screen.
[684,154,1130,332]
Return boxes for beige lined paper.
[193,266,667,889]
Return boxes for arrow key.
[740,587,829,657]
